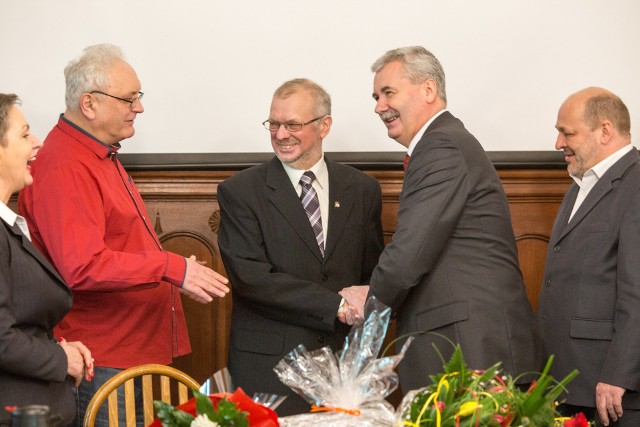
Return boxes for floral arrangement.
[151,388,279,427]
[396,345,591,427]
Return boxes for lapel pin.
[334,201,341,208]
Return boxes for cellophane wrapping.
[275,296,413,427]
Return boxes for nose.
[555,133,566,151]
[374,97,387,115]
[132,99,144,114]
[274,123,291,140]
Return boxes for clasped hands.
[59,338,93,387]
[337,285,369,325]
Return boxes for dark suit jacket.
[538,147,640,408]
[0,219,75,424]
[369,111,542,392]
[217,156,383,416]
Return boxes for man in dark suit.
[341,46,541,393]
[538,87,640,427]
[217,78,384,416]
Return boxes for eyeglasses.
[90,90,144,109]
[262,116,324,132]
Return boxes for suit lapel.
[556,148,640,242]
[4,221,68,288]
[324,158,354,261]
[549,184,578,244]
[559,179,611,240]
[265,157,324,261]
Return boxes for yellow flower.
[456,401,482,417]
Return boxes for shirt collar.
[59,114,120,159]
[0,200,18,226]
[571,144,634,185]
[407,109,448,156]
[0,200,30,239]
[281,154,328,190]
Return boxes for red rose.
[564,412,589,427]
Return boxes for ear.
[422,79,439,103]
[79,93,97,120]
[319,115,332,139]
[599,120,614,145]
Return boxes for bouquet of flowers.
[151,387,279,427]
[275,296,414,426]
[396,345,590,426]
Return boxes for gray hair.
[583,92,631,137]
[273,78,331,118]
[0,93,20,147]
[64,44,125,111]
[371,46,447,103]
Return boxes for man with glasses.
[217,78,384,415]
[19,44,230,427]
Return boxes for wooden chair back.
[82,364,200,427]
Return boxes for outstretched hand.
[180,255,230,303]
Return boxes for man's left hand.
[596,382,625,426]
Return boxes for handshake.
[336,285,369,325]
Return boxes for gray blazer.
[0,220,75,424]
[538,147,640,408]
[218,156,384,416]
[369,111,542,393]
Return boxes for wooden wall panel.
[499,170,572,311]
[123,168,571,383]
[8,166,572,388]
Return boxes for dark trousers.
[75,367,143,427]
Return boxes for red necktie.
[403,154,410,171]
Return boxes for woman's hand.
[60,339,94,387]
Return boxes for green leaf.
[153,400,194,427]
[209,398,249,427]
[193,389,216,420]
[442,345,467,374]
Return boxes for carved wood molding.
[209,210,221,235]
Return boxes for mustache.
[379,110,400,121]
[275,137,301,146]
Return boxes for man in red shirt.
[19,44,229,427]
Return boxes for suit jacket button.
[321,274,328,281]
[317,336,325,344]
[545,279,551,287]
[553,245,560,253]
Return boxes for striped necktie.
[403,153,410,171]
[300,171,324,256]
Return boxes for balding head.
[564,87,631,138]
[555,87,631,178]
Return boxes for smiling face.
[0,106,42,203]
[372,61,433,148]
[555,94,601,179]
[268,89,331,170]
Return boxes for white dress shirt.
[569,144,634,222]
[407,109,448,156]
